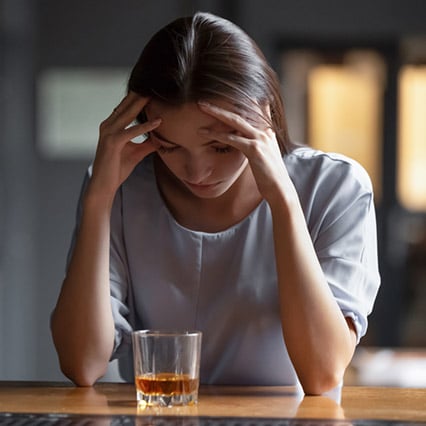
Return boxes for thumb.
[129,139,157,163]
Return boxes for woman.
[51,12,380,394]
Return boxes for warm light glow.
[397,66,426,211]
[308,65,383,199]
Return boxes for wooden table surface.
[0,381,425,422]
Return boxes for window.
[281,48,386,200]
[37,67,130,158]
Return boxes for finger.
[105,93,150,130]
[123,118,161,143]
[198,101,260,138]
[113,95,149,130]
[107,92,140,119]
[110,118,161,147]
[125,137,157,162]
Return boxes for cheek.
[219,152,247,175]
[157,152,187,176]
[158,154,179,171]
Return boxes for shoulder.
[284,146,373,196]
[284,146,376,230]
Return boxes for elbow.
[300,368,344,396]
[54,342,109,387]
[60,361,107,387]
[51,322,113,387]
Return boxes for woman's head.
[128,12,290,153]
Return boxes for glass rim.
[132,329,202,337]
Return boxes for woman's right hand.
[88,92,161,200]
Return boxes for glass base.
[136,390,198,407]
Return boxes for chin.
[184,182,231,199]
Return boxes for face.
[145,101,248,199]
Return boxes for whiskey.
[135,373,199,396]
[132,330,202,406]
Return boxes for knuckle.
[99,119,111,132]
[247,139,263,156]
[99,131,119,148]
[231,115,244,127]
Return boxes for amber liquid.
[135,373,199,397]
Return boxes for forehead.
[144,100,238,148]
[145,100,236,130]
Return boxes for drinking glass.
[132,330,202,407]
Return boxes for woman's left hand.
[198,101,292,205]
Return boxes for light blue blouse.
[69,147,380,385]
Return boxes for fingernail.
[151,118,162,125]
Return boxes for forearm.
[270,189,356,395]
[51,190,115,386]
[51,94,159,385]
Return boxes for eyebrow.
[151,130,178,145]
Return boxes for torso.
[104,148,379,385]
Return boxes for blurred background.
[1,0,425,385]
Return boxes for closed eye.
[214,146,233,154]
[150,131,179,154]
[151,130,233,154]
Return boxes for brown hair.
[128,12,291,153]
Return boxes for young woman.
[51,12,380,395]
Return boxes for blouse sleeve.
[109,185,134,359]
[297,153,381,343]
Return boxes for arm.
[51,93,161,386]
[198,102,363,394]
[268,182,358,394]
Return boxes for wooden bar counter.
[0,381,425,423]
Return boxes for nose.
[184,154,212,184]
